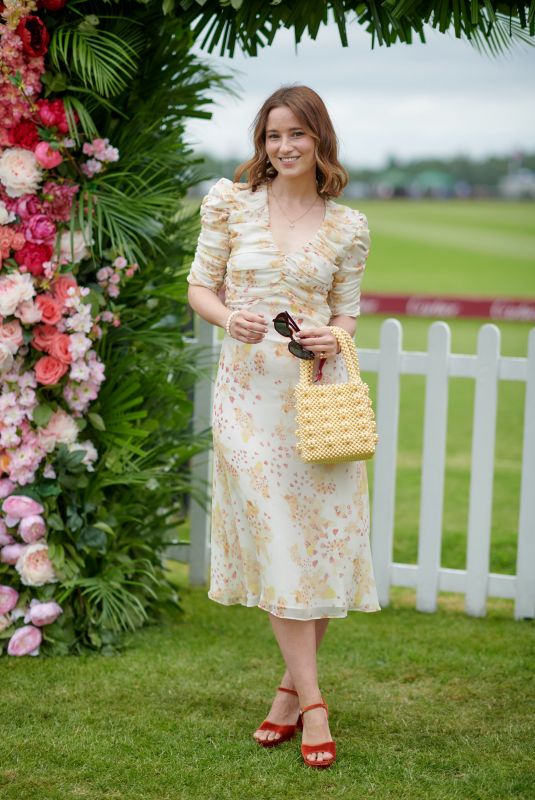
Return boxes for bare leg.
[253,618,329,744]
[278,618,329,691]
[253,616,333,764]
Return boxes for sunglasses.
[272,311,315,360]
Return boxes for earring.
[266,158,276,176]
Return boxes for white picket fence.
[172,317,535,621]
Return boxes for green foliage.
[17,1,234,655]
[175,0,535,56]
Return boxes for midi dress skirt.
[187,177,381,620]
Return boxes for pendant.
[289,222,295,229]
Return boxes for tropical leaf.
[176,0,535,56]
[48,19,144,98]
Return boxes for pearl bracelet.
[224,309,241,337]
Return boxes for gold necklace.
[269,183,325,229]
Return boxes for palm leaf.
[177,0,535,55]
[49,21,144,98]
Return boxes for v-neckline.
[262,182,332,259]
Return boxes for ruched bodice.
[187,177,371,339]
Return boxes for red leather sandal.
[300,700,336,768]
[254,686,303,748]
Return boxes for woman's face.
[264,105,317,180]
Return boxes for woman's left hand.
[293,326,340,357]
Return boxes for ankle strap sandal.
[253,686,303,748]
[299,701,336,769]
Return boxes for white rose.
[15,299,42,325]
[58,229,94,264]
[0,200,16,225]
[0,272,35,317]
[15,542,58,587]
[0,343,14,373]
[0,147,43,198]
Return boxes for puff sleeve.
[186,177,233,292]
[327,211,371,317]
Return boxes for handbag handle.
[299,325,361,386]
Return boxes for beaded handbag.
[294,326,379,464]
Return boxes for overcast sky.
[186,15,535,169]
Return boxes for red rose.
[34,355,68,386]
[37,0,68,10]
[48,332,72,364]
[36,99,72,134]
[31,323,59,353]
[35,293,61,325]
[7,120,39,150]
[15,16,50,58]
[14,242,53,276]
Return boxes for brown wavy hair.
[233,84,349,199]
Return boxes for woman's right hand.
[228,309,268,343]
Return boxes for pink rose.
[15,542,58,586]
[39,408,79,452]
[35,294,61,325]
[51,273,78,309]
[31,323,59,353]
[48,333,72,364]
[25,213,56,244]
[34,141,63,169]
[24,598,63,626]
[41,182,79,223]
[0,478,15,498]
[34,355,69,385]
[18,514,46,544]
[0,585,19,615]
[7,624,42,656]
[2,494,45,518]
[13,194,43,220]
[1,543,26,565]
[0,320,23,354]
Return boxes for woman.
[187,84,381,769]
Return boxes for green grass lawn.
[354,199,535,298]
[1,564,533,800]
[2,200,533,800]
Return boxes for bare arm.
[328,313,357,339]
[187,284,230,330]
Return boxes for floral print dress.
[187,177,381,620]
